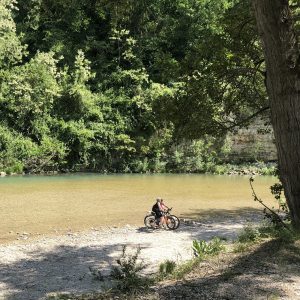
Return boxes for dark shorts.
[154,211,163,218]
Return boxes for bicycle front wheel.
[166,216,177,230]
[170,215,180,229]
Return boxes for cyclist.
[160,199,170,225]
[160,199,169,211]
[152,198,170,227]
[152,198,164,227]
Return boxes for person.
[160,199,169,212]
[152,197,170,227]
[160,199,170,225]
[152,198,164,227]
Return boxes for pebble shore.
[0,217,260,300]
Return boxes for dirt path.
[0,217,253,300]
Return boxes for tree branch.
[223,106,270,131]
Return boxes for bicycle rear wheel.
[144,215,156,228]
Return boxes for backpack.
[152,203,159,213]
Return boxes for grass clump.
[164,237,226,280]
[158,260,177,279]
[158,258,202,280]
[233,224,261,253]
[237,224,261,244]
[157,238,226,281]
[233,222,300,253]
[171,258,201,280]
[258,223,299,243]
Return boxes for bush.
[237,224,261,243]
[110,246,152,292]
[258,223,298,243]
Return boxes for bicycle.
[144,208,180,230]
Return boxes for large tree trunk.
[252,0,300,228]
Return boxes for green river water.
[0,174,278,243]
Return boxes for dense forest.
[0,0,268,174]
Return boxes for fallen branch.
[249,177,291,231]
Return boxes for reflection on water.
[0,174,277,243]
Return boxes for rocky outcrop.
[227,118,277,162]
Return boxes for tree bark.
[252,0,300,228]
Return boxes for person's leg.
[164,215,168,226]
[156,216,160,225]
[160,216,164,225]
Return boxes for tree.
[252,0,300,228]
[0,0,25,68]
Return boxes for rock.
[0,172,6,177]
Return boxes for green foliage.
[158,260,177,278]
[0,0,274,173]
[270,183,289,215]
[0,0,25,68]
[110,246,152,292]
[233,242,252,253]
[237,224,261,244]
[258,223,298,243]
[193,237,225,258]
[234,222,300,253]
[0,124,34,173]
[233,224,261,253]
[171,258,200,280]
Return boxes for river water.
[0,174,278,243]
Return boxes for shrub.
[110,246,152,292]
[237,224,260,243]
[258,223,298,243]
[193,237,225,258]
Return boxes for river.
[0,174,278,243]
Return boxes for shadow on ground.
[180,207,263,223]
[0,242,138,300]
[157,239,300,300]
[138,207,265,241]
[0,208,269,300]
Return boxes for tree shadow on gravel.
[137,207,264,242]
[157,239,300,300]
[0,208,273,300]
[0,241,149,300]
[180,207,263,223]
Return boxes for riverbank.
[0,174,278,245]
[2,216,299,300]
[0,162,277,177]
[106,238,300,300]
[0,215,262,300]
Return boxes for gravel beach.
[0,216,253,300]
